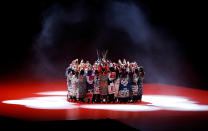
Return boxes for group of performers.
[65,51,145,103]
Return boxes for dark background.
[1,0,207,89]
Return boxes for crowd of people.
[65,53,145,103]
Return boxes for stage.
[1,80,208,131]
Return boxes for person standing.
[77,70,86,102]
[66,69,73,101]
[108,67,116,103]
[71,71,79,101]
[138,66,145,101]
[131,69,140,102]
[86,69,94,103]
[93,70,101,103]
[99,68,108,103]
[118,69,131,103]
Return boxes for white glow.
[81,104,160,111]
[2,91,208,111]
[35,91,67,96]
[2,96,78,109]
[143,95,208,111]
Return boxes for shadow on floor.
[0,116,140,131]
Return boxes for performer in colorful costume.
[118,69,131,103]
[99,67,108,103]
[76,70,86,102]
[108,67,116,103]
[66,50,145,104]
[86,69,94,103]
[93,70,101,103]
[138,66,145,101]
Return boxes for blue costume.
[118,76,131,99]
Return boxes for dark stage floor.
[1,80,208,131]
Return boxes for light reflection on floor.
[1,81,208,131]
[3,91,208,111]
[2,96,78,109]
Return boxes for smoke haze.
[32,0,195,86]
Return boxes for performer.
[66,68,73,101]
[114,66,120,103]
[93,70,101,103]
[108,67,116,103]
[71,71,79,102]
[77,70,86,102]
[99,67,108,103]
[118,69,131,103]
[86,69,94,103]
[138,66,145,101]
[131,68,140,102]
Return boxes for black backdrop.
[1,0,207,89]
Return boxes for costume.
[99,73,108,103]
[114,78,120,103]
[138,69,144,101]
[76,74,86,102]
[70,75,79,101]
[93,75,101,103]
[131,73,139,102]
[67,73,74,100]
[118,74,131,103]
[108,71,116,103]
[86,70,94,103]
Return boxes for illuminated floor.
[1,80,208,131]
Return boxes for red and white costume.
[108,72,116,94]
